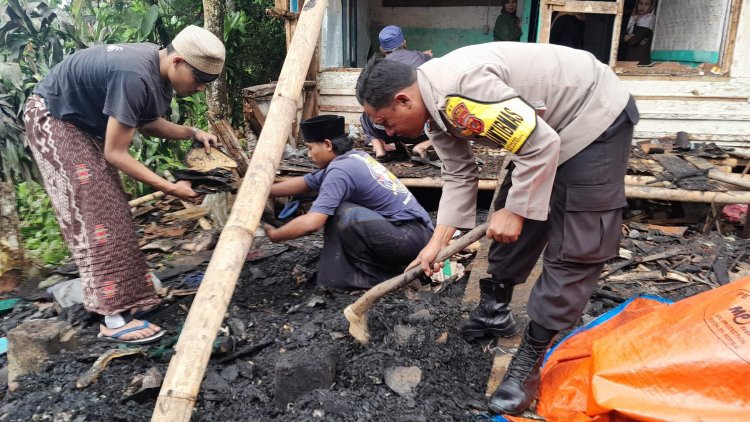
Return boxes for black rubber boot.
[488,325,554,415]
[461,278,518,340]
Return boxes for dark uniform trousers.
[317,202,433,290]
[487,97,638,331]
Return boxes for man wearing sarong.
[23,25,225,344]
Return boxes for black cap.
[300,115,345,142]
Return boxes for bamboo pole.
[151,1,328,420]
[394,176,661,190]
[278,174,750,203]
[683,155,750,190]
[624,185,750,203]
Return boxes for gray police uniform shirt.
[33,43,172,138]
[417,42,634,228]
[303,150,433,229]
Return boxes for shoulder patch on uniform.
[444,96,537,153]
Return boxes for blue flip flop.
[98,320,165,345]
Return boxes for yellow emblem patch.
[444,96,536,153]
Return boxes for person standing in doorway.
[621,0,657,65]
[493,0,523,42]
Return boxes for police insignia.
[444,96,536,153]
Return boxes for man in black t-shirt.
[24,25,225,344]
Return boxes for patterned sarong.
[23,95,159,315]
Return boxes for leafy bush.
[15,182,69,265]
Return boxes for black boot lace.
[505,341,547,382]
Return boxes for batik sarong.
[23,95,159,315]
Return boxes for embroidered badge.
[450,102,485,135]
[75,164,92,185]
[106,45,124,52]
[444,96,537,153]
[94,224,110,244]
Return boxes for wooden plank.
[625,185,750,203]
[609,0,624,67]
[540,0,623,66]
[683,156,750,189]
[634,119,750,141]
[242,81,316,98]
[723,0,745,76]
[318,70,750,102]
[622,79,750,100]
[635,99,750,121]
[651,154,698,179]
[319,104,363,113]
[333,112,362,126]
[318,94,362,108]
[730,0,750,77]
[318,70,362,90]
[399,177,498,191]
[538,0,553,43]
[319,87,356,96]
[549,1,619,15]
[208,117,250,177]
[246,98,266,136]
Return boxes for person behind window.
[493,0,522,42]
[622,0,657,65]
[549,12,586,50]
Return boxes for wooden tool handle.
[349,222,489,316]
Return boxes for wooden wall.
[317,1,750,151]
[318,71,750,149]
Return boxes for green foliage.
[225,0,285,123]
[0,0,73,184]
[15,181,68,265]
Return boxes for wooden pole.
[683,155,750,190]
[624,185,750,203]
[128,191,165,208]
[151,1,328,420]
[393,177,659,190]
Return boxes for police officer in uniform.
[355,42,638,415]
